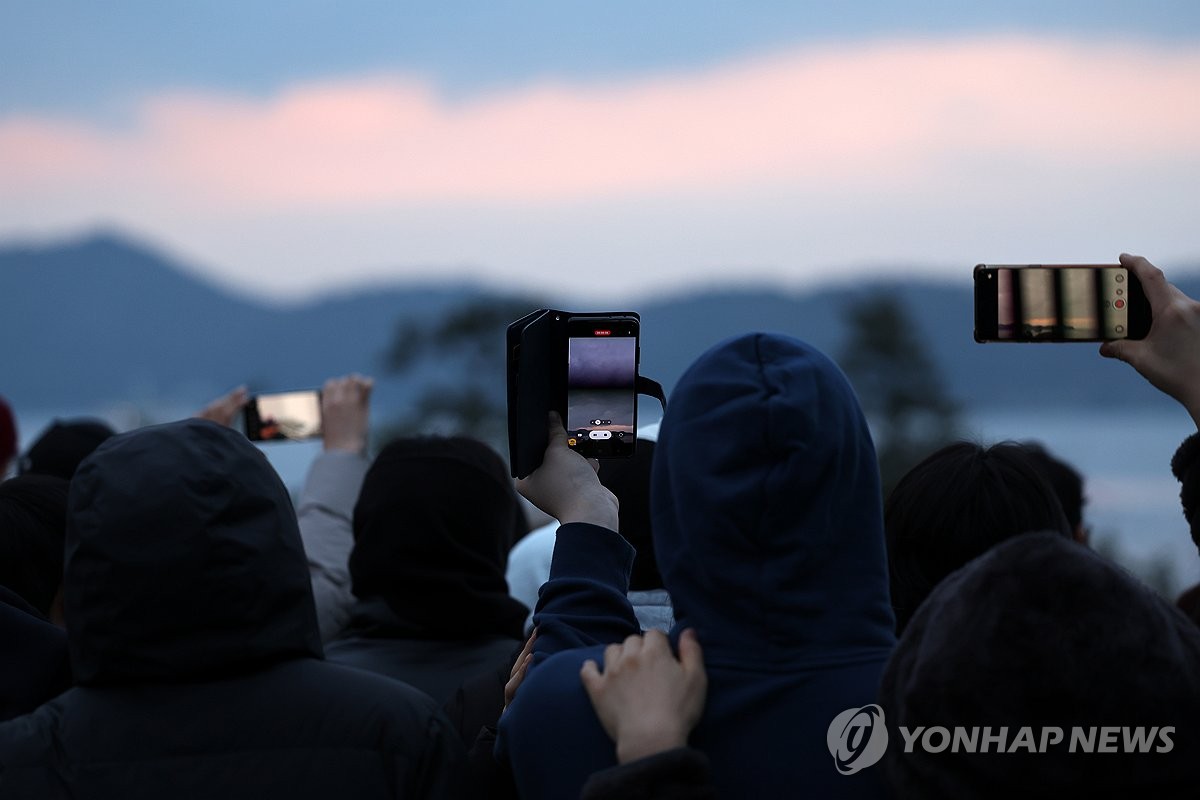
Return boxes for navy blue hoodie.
[498,333,896,798]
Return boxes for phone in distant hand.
[243,390,323,442]
[974,264,1151,343]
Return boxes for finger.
[587,458,601,475]
[612,634,642,662]
[1098,340,1123,361]
[504,653,532,708]
[641,629,670,654]
[603,642,623,667]
[1120,253,1171,311]
[580,659,603,696]
[546,412,568,445]
[678,628,705,675]
[510,630,537,679]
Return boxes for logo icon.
[827,704,889,775]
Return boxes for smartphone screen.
[565,317,638,458]
[976,265,1149,342]
[244,390,322,442]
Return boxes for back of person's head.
[882,533,1200,798]
[66,418,320,686]
[886,441,1072,633]
[0,475,69,617]
[1020,440,1087,541]
[21,418,116,480]
[0,396,16,476]
[350,435,527,639]
[652,332,894,665]
[598,439,660,591]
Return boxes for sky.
[3,1,1199,302]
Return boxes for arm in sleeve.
[296,449,369,641]
[531,522,641,660]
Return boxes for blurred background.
[2,1,1198,592]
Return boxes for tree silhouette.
[838,293,961,499]
[381,296,544,447]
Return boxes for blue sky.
[6,1,1197,114]
[3,1,1199,301]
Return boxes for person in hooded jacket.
[0,475,72,721]
[497,332,896,799]
[0,418,466,799]
[323,435,529,706]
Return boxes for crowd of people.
[1,253,1199,798]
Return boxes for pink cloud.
[1,36,1199,211]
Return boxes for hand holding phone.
[514,412,619,531]
[1100,254,1200,428]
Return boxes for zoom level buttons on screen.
[588,431,613,440]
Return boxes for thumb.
[1099,339,1132,362]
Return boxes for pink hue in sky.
[2,36,1199,212]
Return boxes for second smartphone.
[974,264,1151,343]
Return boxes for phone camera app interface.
[567,332,636,455]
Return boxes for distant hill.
[1,232,1192,421]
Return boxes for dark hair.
[1019,441,1085,531]
[0,474,70,615]
[885,441,1072,633]
[20,419,116,480]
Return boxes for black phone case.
[506,310,643,478]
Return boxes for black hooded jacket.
[0,419,466,799]
[325,436,527,705]
[0,585,70,722]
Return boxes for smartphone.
[243,390,322,442]
[974,264,1151,343]
[565,316,639,459]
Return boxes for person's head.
[0,396,16,478]
[598,439,660,591]
[350,435,528,639]
[66,418,320,685]
[1020,441,1088,544]
[0,474,70,618]
[21,418,116,480]
[882,533,1200,797]
[651,333,895,662]
[885,441,1072,633]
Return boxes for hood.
[65,419,321,685]
[652,333,895,668]
[349,436,528,640]
[882,533,1200,797]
